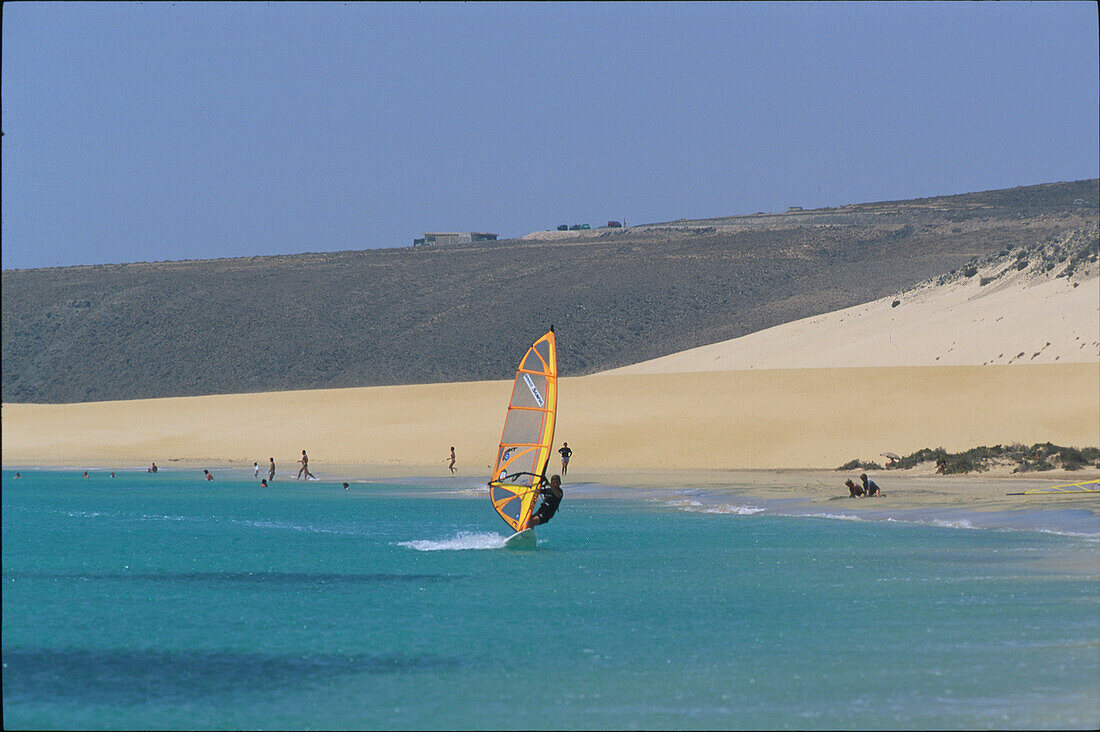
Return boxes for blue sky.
[3,1,1098,269]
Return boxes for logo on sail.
[522,373,544,407]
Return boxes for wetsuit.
[532,487,563,525]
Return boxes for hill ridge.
[3,179,1097,404]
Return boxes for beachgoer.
[14,472,21,479]
[82,471,89,479]
[558,442,573,476]
[447,447,456,475]
[254,462,259,477]
[845,479,865,498]
[204,469,214,481]
[260,479,268,487]
[268,458,276,481]
[343,482,349,490]
[860,473,884,497]
[149,462,158,473]
[297,450,315,480]
[527,475,564,528]
[110,472,116,478]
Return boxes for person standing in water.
[253,462,259,478]
[268,457,276,481]
[527,475,564,528]
[297,450,315,480]
[558,442,573,477]
[447,447,456,475]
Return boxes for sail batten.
[489,330,558,532]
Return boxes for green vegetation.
[3,179,1097,403]
[838,443,1100,474]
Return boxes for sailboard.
[489,328,558,546]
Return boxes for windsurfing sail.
[1023,479,1100,495]
[489,328,558,533]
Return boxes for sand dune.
[3,254,1098,483]
[606,263,1099,374]
[3,364,1097,474]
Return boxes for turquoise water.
[3,469,1098,730]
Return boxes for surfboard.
[488,328,558,543]
[503,528,537,549]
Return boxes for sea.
[3,468,1098,730]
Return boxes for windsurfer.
[527,475,563,528]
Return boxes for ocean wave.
[230,519,353,535]
[662,498,765,515]
[799,512,863,521]
[398,531,508,551]
[435,488,489,497]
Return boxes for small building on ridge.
[413,232,498,246]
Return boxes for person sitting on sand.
[845,479,865,498]
[204,469,214,481]
[526,475,564,528]
[860,473,884,497]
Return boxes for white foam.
[700,504,766,515]
[801,512,864,521]
[928,518,979,530]
[398,531,508,551]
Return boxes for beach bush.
[836,459,883,471]
[893,443,1100,473]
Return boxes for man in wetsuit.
[527,475,563,528]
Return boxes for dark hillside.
[3,179,1097,403]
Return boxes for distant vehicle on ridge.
[569,224,591,230]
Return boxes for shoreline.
[7,465,1097,537]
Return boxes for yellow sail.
[1023,479,1100,494]
[489,328,558,532]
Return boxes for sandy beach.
[4,257,1098,519]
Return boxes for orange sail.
[489,329,558,532]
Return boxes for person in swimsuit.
[268,457,276,481]
[527,475,563,528]
[447,447,456,475]
[297,450,315,480]
[845,479,865,497]
[558,443,573,477]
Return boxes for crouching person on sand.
[860,473,884,497]
[845,479,865,498]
